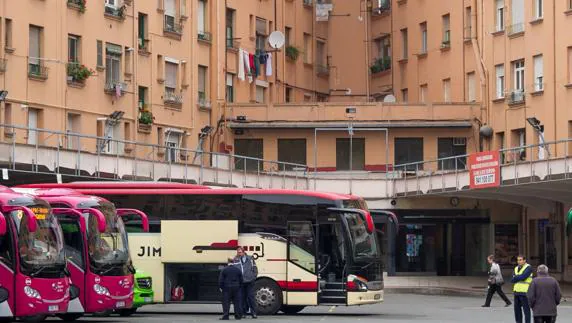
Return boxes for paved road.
[48,294,572,322]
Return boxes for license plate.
[48,305,59,312]
[144,297,152,303]
[116,301,125,308]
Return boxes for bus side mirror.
[64,267,71,277]
[127,263,136,275]
[1,206,37,233]
[0,212,6,236]
[78,208,107,233]
[116,209,150,233]
[52,208,86,233]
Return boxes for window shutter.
[198,66,206,92]
[198,0,205,33]
[165,62,178,88]
[165,0,176,16]
[29,27,40,65]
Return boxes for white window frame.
[165,130,182,163]
[496,0,504,31]
[420,22,427,54]
[165,60,179,93]
[513,60,525,92]
[467,72,476,102]
[198,0,206,34]
[105,0,118,8]
[443,79,451,102]
[419,84,427,103]
[495,64,505,99]
[534,0,543,19]
[68,35,80,63]
[105,50,121,86]
[533,55,543,91]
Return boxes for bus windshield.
[10,203,66,274]
[344,213,381,260]
[85,202,130,269]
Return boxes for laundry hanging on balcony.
[115,83,122,98]
[238,48,252,83]
[238,48,272,81]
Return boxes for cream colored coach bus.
[19,183,389,315]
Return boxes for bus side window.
[0,222,14,269]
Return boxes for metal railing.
[104,5,125,18]
[507,23,525,36]
[164,18,183,34]
[28,63,49,79]
[0,124,311,190]
[303,0,313,6]
[104,82,127,94]
[164,90,183,105]
[316,64,330,76]
[138,38,150,52]
[507,90,525,104]
[198,31,212,42]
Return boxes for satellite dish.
[383,94,396,103]
[268,31,285,49]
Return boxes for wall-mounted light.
[0,90,8,101]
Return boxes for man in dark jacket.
[219,258,243,320]
[527,265,562,323]
[234,247,258,318]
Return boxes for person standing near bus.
[219,258,243,320]
[235,247,258,319]
[512,255,533,323]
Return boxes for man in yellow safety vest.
[511,255,533,323]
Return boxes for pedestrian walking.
[482,255,512,307]
[219,258,243,320]
[512,255,533,323]
[234,247,258,318]
[527,265,562,323]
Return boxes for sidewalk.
[385,276,572,300]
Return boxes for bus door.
[0,211,12,318]
[116,209,150,233]
[370,210,399,276]
[285,221,318,306]
[160,220,238,303]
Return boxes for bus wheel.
[117,308,137,317]
[254,279,282,315]
[280,305,306,315]
[56,313,84,321]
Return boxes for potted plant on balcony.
[67,63,94,84]
[285,46,300,61]
[138,110,154,134]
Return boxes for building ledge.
[163,30,182,41]
[565,9,572,16]
[565,83,572,89]
[530,90,544,97]
[508,100,526,107]
[398,58,408,64]
[228,120,473,130]
[303,62,314,68]
[440,45,451,53]
[371,70,391,78]
[104,13,125,22]
[397,0,407,5]
[492,97,505,104]
[67,80,86,88]
[4,47,15,54]
[164,103,182,111]
[416,52,428,59]
[491,30,505,37]
[508,31,525,39]
[96,65,105,72]
[138,49,151,57]
[137,123,152,134]
[530,18,544,25]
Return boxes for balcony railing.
[317,64,330,76]
[104,5,125,19]
[372,0,390,16]
[303,0,313,6]
[138,38,150,53]
[198,31,212,42]
[164,19,183,35]
[164,90,183,105]
[370,56,391,74]
[104,82,127,95]
[507,23,525,36]
[441,30,451,48]
[507,90,525,104]
[198,91,211,108]
[67,0,86,12]
[28,63,49,80]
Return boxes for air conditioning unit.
[453,138,466,146]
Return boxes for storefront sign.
[469,151,500,189]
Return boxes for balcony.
[226,102,480,130]
[507,90,525,105]
[226,38,240,51]
[198,91,211,109]
[66,62,94,87]
[164,89,183,107]
[138,38,151,55]
[28,63,49,81]
[104,5,125,20]
[104,82,127,96]
[441,30,451,49]
[507,23,525,37]
[303,0,313,7]
[67,0,86,13]
[198,31,212,43]
[163,18,182,39]
[316,64,330,77]
[371,1,390,16]
[370,56,391,75]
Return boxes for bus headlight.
[24,286,42,300]
[93,284,110,296]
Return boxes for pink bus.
[12,187,149,321]
[0,186,70,322]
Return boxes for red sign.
[469,151,500,189]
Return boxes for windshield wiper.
[29,265,50,277]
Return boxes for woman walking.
[482,255,512,307]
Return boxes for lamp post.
[526,117,550,159]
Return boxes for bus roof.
[70,188,359,201]
[12,187,112,208]
[17,182,210,190]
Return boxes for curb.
[385,287,572,301]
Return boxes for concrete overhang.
[227,121,473,129]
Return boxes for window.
[164,0,178,33]
[285,87,292,102]
[285,27,292,48]
[5,18,12,50]
[68,35,80,62]
[226,73,234,103]
[496,64,505,98]
[105,43,122,87]
[437,138,467,170]
[256,85,265,103]
[303,33,311,63]
[533,54,543,91]
[465,7,472,39]
[278,139,307,170]
[394,138,424,171]
[510,0,524,34]
[97,40,103,67]
[511,128,526,160]
[256,18,267,51]
[496,0,504,31]
[234,139,263,171]
[27,108,40,145]
[419,84,428,103]
[497,132,506,163]
[400,28,408,58]
[66,113,81,150]
[420,22,427,54]
[534,0,543,19]
[336,138,365,171]
[165,130,181,163]
[568,47,572,84]
[198,0,207,37]
[443,79,451,102]
[316,40,326,67]
[124,46,132,75]
[442,14,450,45]
[105,0,118,8]
[29,25,43,73]
[376,36,391,59]
[3,103,11,127]
[467,72,476,102]
[165,61,178,95]
[138,13,148,50]
[401,88,408,102]
[226,8,235,48]
[198,65,207,103]
[138,86,148,109]
[513,59,525,91]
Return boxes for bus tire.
[253,279,282,316]
[117,308,137,317]
[280,305,306,315]
[56,313,84,321]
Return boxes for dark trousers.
[484,284,511,306]
[514,294,531,323]
[222,286,242,318]
[534,316,556,323]
[242,281,256,315]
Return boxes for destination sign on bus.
[30,207,49,220]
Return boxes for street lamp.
[526,117,550,158]
[0,90,8,101]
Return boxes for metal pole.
[76,135,81,176]
[242,157,246,187]
[229,154,233,186]
[199,151,204,185]
[56,134,61,174]
[257,160,260,188]
[11,126,16,170]
[314,128,318,191]
[349,122,353,195]
[282,163,286,189]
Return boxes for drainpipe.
[553,0,557,155]
[470,0,489,151]
[364,0,370,101]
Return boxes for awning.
[227,121,473,129]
